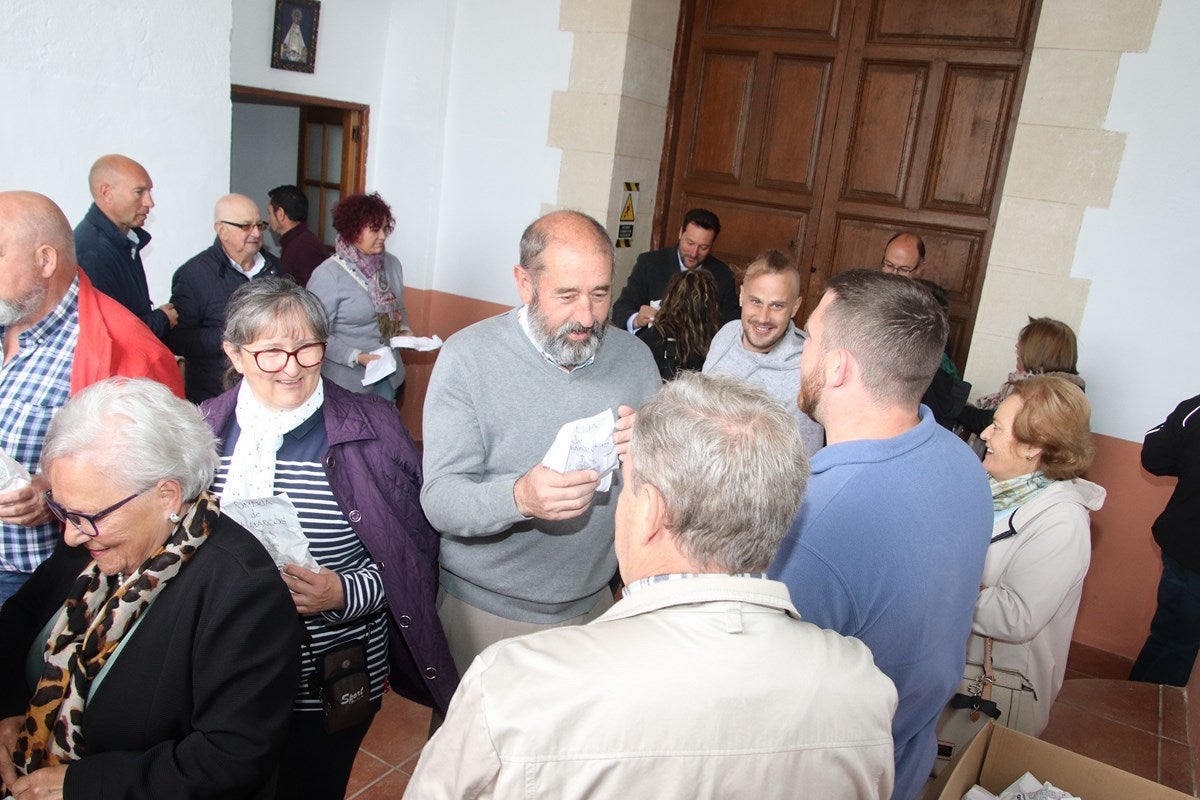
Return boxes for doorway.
[230,85,369,251]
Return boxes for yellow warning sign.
[620,194,635,222]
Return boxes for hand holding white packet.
[221,494,319,572]
[0,449,32,493]
[361,345,397,385]
[542,408,619,492]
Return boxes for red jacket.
[69,271,185,398]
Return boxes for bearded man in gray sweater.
[703,249,825,455]
[421,210,661,674]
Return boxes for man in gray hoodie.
[703,249,824,455]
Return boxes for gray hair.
[518,210,614,278]
[630,372,810,572]
[40,378,218,500]
[820,269,947,407]
[223,275,330,347]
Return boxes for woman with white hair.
[0,377,299,800]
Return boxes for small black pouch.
[317,641,371,733]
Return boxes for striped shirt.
[213,406,388,711]
[0,278,79,574]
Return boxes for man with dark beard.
[421,210,661,675]
[769,269,991,800]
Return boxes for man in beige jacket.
[405,372,898,800]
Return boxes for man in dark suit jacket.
[612,208,739,331]
[167,194,283,403]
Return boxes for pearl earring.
[169,512,182,524]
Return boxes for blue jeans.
[0,570,32,609]
[1130,554,1200,686]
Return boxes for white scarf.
[220,379,325,502]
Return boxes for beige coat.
[405,575,898,799]
[968,478,1106,735]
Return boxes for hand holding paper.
[361,345,397,386]
[542,408,619,491]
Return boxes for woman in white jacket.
[967,374,1105,735]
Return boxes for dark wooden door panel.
[840,61,930,204]
[756,55,833,194]
[688,52,757,182]
[706,0,841,37]
[870,0,1034,47]
[923,65,1019,214]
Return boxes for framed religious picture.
[271,0,320,73]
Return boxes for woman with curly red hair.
[307,193,412,401]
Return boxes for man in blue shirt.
[74,154,177,339]
[770,269,992,800]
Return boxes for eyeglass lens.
[250,343,326,372]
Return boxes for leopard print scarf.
[12,492,218,774]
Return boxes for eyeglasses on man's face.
[241,342,327,373]
[220,220,270,233]
[45,490,143,538]
[881,258,920,275]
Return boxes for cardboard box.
[930,723,1192,800]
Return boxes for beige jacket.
[968,478,1106,734]
[405,575,897,799]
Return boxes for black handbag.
[314,641,372,734]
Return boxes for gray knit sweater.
[703,319,825,455]
[421,309,661,623]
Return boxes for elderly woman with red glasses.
[0,377,299,800]
[202,276,455,800]
[306,192,413,403]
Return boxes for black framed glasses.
[881,258,920,275]
[219,220,270,233]
[241,342,327,373]
[45,490,142,538]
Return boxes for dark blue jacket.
[74,203,169,339]
[166,239,282,402]
[202,379,459,713]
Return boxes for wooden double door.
[658,0,1042,369]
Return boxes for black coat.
[1144,393,1200,572]
[611,247,739,329]
[166,240,283,403]
[0,517,301,800]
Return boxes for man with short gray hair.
[408,372,898,799]
[770,268,991,800]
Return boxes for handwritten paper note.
[542,408,619,492]
[222,494,319,571]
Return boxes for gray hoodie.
[703,320,825,455]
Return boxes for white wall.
[1072,0,1200,440]
[231,0,572,302]
[0,1,233,305]
[230,0,390,107]
[428,0,573,303]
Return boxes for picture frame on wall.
[270,0,320,73]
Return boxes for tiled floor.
[1040,641,1197,796]
[345,692,432,799]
